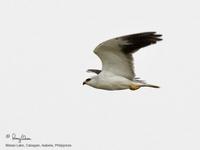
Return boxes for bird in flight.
[83,32,162,91]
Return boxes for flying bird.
[83,32,162,91]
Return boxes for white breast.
[93,73,132,90]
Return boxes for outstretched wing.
[94,32,162,80]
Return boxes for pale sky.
[0,0,200,150]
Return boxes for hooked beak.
[83,82,86,85]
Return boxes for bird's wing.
[94,32,162,80]
[87,69,101,74]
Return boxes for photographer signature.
[6,133,31,143]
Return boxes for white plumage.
[83,32,162,91]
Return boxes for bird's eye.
[86,78,91,82]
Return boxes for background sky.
[0,0,200,150]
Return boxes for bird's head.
[83,77,96,86]
[83,78,92,85]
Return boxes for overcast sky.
[0,0,200,150]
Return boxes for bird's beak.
[83,82,86,85]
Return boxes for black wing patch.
[87,69,101,74]
[117,32,162,54]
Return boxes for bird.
[83,32,162,91]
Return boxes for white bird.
[83,32,162,91]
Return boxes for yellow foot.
[129,84,141,91]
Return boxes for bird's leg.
[129,84,141,91]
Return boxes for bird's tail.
[129,83,160,90]
[140,84,160,88]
